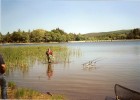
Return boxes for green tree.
[67,33,76,41]
[3,32,12,42]
[127,28,140,39]
[133,28,140,39]
[0,32,3,43]
[21,31,30,43]
[30,29,46,42]
[44,31,52,42]
[11,29,23,42]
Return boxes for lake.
[6,41,140,100]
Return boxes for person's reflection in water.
[47,63,53,80]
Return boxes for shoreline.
[0,39,140,45]
[68,39,140,43]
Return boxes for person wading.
[46,48,53,63]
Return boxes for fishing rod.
[82,57,103,67]
[90,57,102,63]
[91,59,103,64]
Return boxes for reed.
[8,81,16,90]
[0,45,81,74]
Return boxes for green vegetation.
[4,81,64,99]
[0,45,81,74]
[84,28,140,40]
[0,28,140,43]
[0,28,87,43]
[8,81,17,90]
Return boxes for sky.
[1,0,140,34]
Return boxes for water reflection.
[46,63,53,80]
[82,64,96,71]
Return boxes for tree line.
[0,28,140,43]
[84,28,140,40]
[0,28,87,43]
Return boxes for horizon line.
[1,27,140,35]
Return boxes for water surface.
[7,41,140,100]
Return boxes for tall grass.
[8,81,16,90]
[14,88,64,99]
[5,81,64,99]
[0,45,81,74]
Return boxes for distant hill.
[84,29,132,37]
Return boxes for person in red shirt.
[46,48,53,63]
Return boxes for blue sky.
[1,0,140,34]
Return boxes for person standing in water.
[46,48,53,63]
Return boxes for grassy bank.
[4,81,64,99]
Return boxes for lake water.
[6,41,140,100]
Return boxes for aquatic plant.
[0,45,81,74]
[8,81,16,90]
